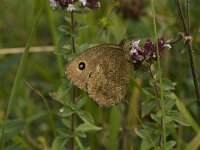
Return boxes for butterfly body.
[65,41,131,107]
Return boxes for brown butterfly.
[65,40,131,107]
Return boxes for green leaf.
[142,88,155,97]
[0,119,25,142]
[165,122,178,128]
[167,110,190,126]
[137,128,159,150]
[150,113,160,124]
[64,53,77,61]
[151,111,177,125]
[164,97,176,112]
[78,132,87,138]
[131,69,149,79]
[149,78,158,88]
[50,81,72,105]
[74,7,91,14]
[170,93,200,132]
[58,25,70,34]
[162,78,176,91]
[143,122,159,133]
[135,128,158,150]
[140,137,154,150]
[60,107,75,117]
[135,128,145,139]
[76,97,87,109]
[76,123,102,133]
[78,22,89,30]
[76,43,89,54]
[64,16,71,23]
[52,135,69,150]
[77,110,94,124]
[57,128,71,137]
[58,35,71,49]
[71,30,79,38]
[61,119,71,128]
[166,140,176,150]
[142,98,156,117]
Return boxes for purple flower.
[144,40,154,51]
[50,0,59,9]
[49,0,101,11]
[79,0,87,6]
[87,0,101,9]
[158,37,165,49]
[58,0,73,9]
[67,4,75,11]
[130,38,171,69]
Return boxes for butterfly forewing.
[65,42,130,107]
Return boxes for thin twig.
[175,0,188,35]
[0,46,54,55]
[147,64,163,147]
[147,64,159,97]
[186,0,190,35]
[70,11,76,150]
[175,0,200,107]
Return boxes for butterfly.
[65,40,131,107]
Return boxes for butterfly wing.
[86,48,130,107]
[65,44,120,91]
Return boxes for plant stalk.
[175,0,200,107]
[147,64,163,147]
[70,11,76,150]
[151,0,166,149]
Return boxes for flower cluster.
[130,38,171,68]
[49,0,101,11]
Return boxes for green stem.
[0,1,45,149]
[151,0,166,149]
[75,137,84,149]
[70,11,76,150]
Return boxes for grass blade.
[170,93,200,132]
[185,131,200,150]
[0,1,45,149]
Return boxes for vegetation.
[0,0,200,149]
